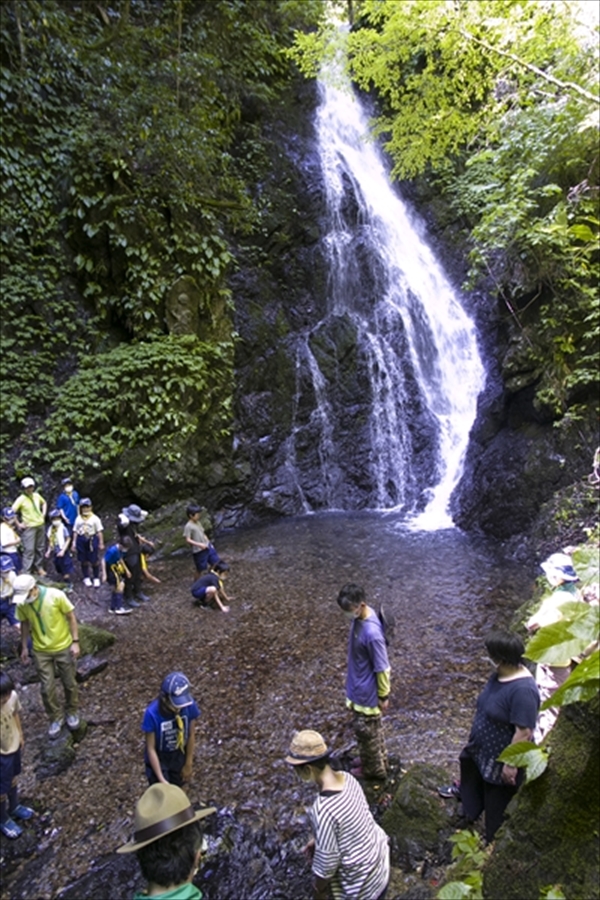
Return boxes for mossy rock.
[381,762,458,869]
[36,727,80,780]
[483,696,600,899]
[79,623,115,656]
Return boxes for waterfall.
[288,68,485,528]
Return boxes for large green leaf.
[437,882,474,900]
[498,742,549,782]
[540,650,600,710]
[526,619,594,665]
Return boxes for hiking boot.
[66,714,80,730]
[48,721,62,739]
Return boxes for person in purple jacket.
[337,583,391,781]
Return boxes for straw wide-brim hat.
[117,783,216,853]
[285,729,330,766]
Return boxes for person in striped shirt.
[286,729,389,900]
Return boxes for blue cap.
[161,672,193,708]
[0,555,15,573]
[2,507,15,520]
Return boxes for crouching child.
[190,565,233,614]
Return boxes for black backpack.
[378,603,395,646]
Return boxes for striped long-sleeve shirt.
[309,772,389,899]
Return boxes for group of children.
[0,497,235,841]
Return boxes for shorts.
[76,535,100,564]
[0,596,18,626]
[0,748,22,793]
[53,552,74,576]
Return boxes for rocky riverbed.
[0,511,535,899]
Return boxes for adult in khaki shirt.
[14,575,80,739]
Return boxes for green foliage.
[498,741,550,783]
[0,0,323,485]
[291,0,599,420]
[15,334,234,478]
[524,536,600,714]
[539,886,566,900]
[437,830,488,900]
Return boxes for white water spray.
[313,68,485,528]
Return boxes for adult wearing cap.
[117,782,216,900]
[13,574,81,739]
[286,729,389,900]
[118,504,154,605]
[527,551,583,741]
[142,672,200,787]
[1,508,22,573]
[55,477,80,534]
[12,478,47,575]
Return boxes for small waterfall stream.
[289,69,485,527]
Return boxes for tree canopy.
[292,0,600,421]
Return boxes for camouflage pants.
[353,710,388,779]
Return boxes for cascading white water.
[306,68,485,528]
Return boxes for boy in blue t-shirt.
[104,541,132,616]
[142,672,200,787]
[191,565,233,613]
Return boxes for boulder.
[483,696,600,900]
[381,763,459,870]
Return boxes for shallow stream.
[5,512,535,899]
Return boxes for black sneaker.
[438,782,461,799]
[136,592,151,603]
[126,599,140,608]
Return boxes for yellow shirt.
[16,586,74,652]
[13,492,46,527]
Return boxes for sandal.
[0,818,23,839]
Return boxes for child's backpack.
[378,604,395,647]
[104,544,121,567]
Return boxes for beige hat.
[117,783,216,853]
[12,574,37,605]
[285,729,330,766]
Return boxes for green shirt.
[13,491,46,527]
[133,883,202,900]
[16,586,74,652]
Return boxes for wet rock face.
[451,386,597,542]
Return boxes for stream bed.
[2,511,535,899]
